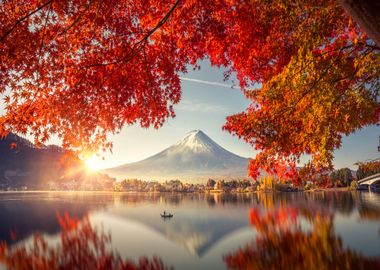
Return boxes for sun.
[85,155,100,171]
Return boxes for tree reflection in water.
[224,206,380,270]
[0,213,170,270]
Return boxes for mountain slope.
[104,130,250,181]
[0,133,74,188]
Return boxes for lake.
[1,191,380,269]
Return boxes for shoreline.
[0,187,360,195]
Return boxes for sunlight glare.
[86,155,100,171]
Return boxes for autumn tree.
[355,159,380,180]
[220,1,379,181]
[340,0,380,45]
[0,0,379,181]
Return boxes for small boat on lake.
[161,211,173,218]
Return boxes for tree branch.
[59,0,95,36]
[340,0,380,46]
[0,0,55,43]
[86,0,182,68]
[80,0,182,95]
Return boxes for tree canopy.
[330,167,353,186]
[355,159,380,180]
[0,0,379,181]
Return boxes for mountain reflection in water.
[0,191,379,269]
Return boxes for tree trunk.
[341,0,380,46]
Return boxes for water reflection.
[114,192,258,207]
[0,213,169,270]
[0,191,379,269]
[224,197,380,270]
[0,192,105,244]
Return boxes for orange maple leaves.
[222,1,380,182]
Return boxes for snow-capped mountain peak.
[104,130,250,181]
[174,130,220,153]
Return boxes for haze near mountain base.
[104,130,250,182]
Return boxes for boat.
[161,211,173,218]
[161,213,173,218]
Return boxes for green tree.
[331,168,353,186]
[206,179,216,188]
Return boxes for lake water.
[1,191,380,269]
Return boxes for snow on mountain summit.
[174,130,225,153]
[104,130,250,181]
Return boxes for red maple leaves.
[0,0,379,182]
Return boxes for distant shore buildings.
[112,178,258,193]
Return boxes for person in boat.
[162,211,173,217]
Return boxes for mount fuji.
[104,130,250,181]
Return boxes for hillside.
[0,133,75,188]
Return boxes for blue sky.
[90,60,379,170]
[95,61,253,168]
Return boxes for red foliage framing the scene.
[1,1,379,181]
